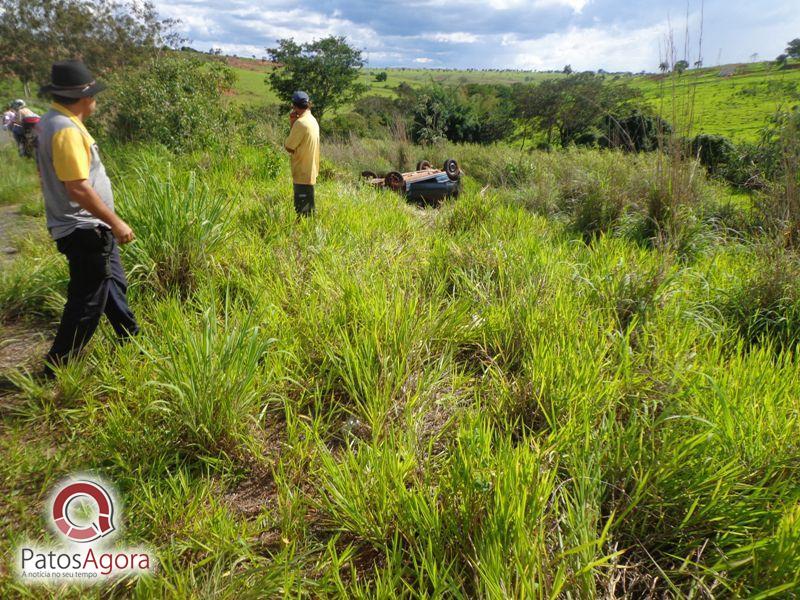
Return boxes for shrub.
[117,166,233,293]
[353,95,408,131]
[691,134,737,176]
[410,84,513,145]
[599,111,671,152]
[228,102,287,147]
[99,57,236,151]
[326,112,371,140]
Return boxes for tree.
[776,54,789,68]
[409,83,514,144]
[0,0,180,97]
[674,60,690,74]
[563,64,573,74]
[266,36,366,123]
[658,61,670,73]
[374,71,388,82]
[515,73,641,147]
[787,38,800,60]
[600,111,672,152]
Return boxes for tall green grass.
[0,140,40,206]
[1,136,799,597]
[118,166,234,293]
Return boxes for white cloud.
[414,57,434,64]
[436,0,589,11]
[157,2,379,50]
[501,22,668,72]
[532,0,590,12]
[152,0,800,71]
[422,32,480,44]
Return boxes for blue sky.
[154,0,800,72]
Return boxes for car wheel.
[443,159,460,180]
[416,160,432,171]
[361,170,377,179]
[384,171,404,191]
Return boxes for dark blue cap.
[291,90,310,105]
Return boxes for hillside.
[226,55,559,106]
[633,62,800,141]
[227,56,800,141]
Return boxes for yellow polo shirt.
[285,111,320,185]
[50,103,94,182]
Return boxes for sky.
[153,0,800,72]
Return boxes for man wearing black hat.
[284,90,320,216]
[36,60,139,376]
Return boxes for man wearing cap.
[36,60,139,376]
[283,91,320,216]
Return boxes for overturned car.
[361,159,461,206]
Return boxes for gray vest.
[36,108,115,240]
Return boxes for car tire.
[443,159,460,181]
[384,171,404,191]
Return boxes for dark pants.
[46,226,139,366]
[293,184,315,216]
[11,125,23,148]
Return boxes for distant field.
[229,63,279,105]
[227,62,559,106]
[632,62,800,142]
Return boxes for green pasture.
[633,62,800,141]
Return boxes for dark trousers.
[11,125,23,147]
[293,184,315,216]
[46,226,139,366]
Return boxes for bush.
[691,134,737,176]
[599,111,671,152]
[353,95,408,132]
[99,57,236,151]
[410,84,513,145]
[326,112,371,140]
[117,165,233,293]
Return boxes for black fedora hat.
[40,60,106,98]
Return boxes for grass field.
[227,61,557,106]
[1,119,799,596]
[633,62,800,142]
